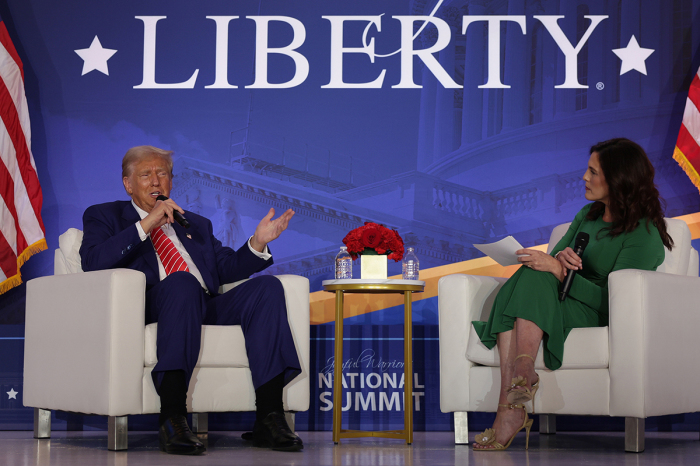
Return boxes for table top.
[322,279,425,293]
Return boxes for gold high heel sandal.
[507,354,540,414]
[473,403,533,451]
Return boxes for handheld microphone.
[559,232,589,301]
[156,195,190,229]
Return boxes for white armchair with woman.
[470,138,675,451]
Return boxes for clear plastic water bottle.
[335,246,353,279]
[402,247,419,280]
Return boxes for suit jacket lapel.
[173,220,217,292]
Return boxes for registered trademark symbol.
[596,82,604,90]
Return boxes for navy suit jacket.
[79,201,272,294]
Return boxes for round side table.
[322,279,425,444]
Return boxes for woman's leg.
[497,326,517,404]
[512,318,543,390]
[474,319,543,449]
[474,327,525,449]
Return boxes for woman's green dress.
[472,203,666,370]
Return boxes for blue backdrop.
[1,0,699,432]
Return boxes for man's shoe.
[158,415,206,455]
[250,411,303,451]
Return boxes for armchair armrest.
[24,269,146,416]
[220,274,310,412]
[608,269,700,418]
[688,247,698,276]
[438,274,507,412]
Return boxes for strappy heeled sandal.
[473,403,534,451]
[507,354,540,413]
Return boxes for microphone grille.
[575,232,590,247]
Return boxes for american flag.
[0,13,46,294]
[674,65,700,195]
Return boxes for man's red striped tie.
[151,226,190,275]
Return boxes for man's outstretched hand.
[250,208,295,253]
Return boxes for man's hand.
[140,198,185,234]
[250,208,295,253]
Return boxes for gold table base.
[322,280,425,445]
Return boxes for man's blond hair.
[122,145,174,179]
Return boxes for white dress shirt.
[131,200,271,292]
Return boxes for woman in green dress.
[472,138,675,451]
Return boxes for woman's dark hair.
[586,138,673,250]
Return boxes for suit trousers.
[145,271,301,395]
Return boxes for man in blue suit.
[80,145,303,454]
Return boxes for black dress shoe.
[250,411,303,451]
[158,415,206,455]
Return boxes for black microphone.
[156,195,190,229]
[559,232,589,301]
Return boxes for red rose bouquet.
[342,222,404,262]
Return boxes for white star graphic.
[74,36,117,76]
[612,35,654,76]
[7,388,18,400]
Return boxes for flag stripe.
[0,121,38,249]
[0,22,22,81]
[0,48,34,174]
[682,94,700,134]
[690,72,700,112]
[677,123,700,167]
[0,153,26,252]
[0,195,18,255]
[0,112,37,251]
[0,78,44,235]
[0,221,18,278]
[679,93,700,163]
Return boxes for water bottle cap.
[340,246,347,251]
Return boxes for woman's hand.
[516,249,567,282]
[555,247,583,276]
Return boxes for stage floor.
[2,430,699,465]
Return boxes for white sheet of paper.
[473,236,525,267]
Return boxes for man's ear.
[123,176,132,195]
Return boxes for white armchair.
[438,219,700,452]
[23,228,310,450]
